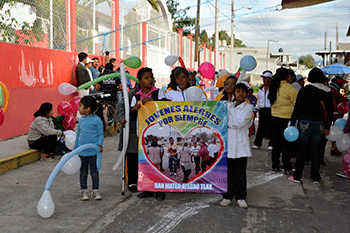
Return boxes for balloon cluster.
[0,81,9,126]
[57,96,81,130]
[327,118,350,151]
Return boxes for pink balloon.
[0,108,4,126]
[57,101,72,116]
[337,102,349,115]
[69,96,81,113]
[62,114,76,130]
[199,62,215,80]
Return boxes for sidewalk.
[0,135,40,174]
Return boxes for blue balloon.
[45,144,100,190]
[240,55,257,71]
[284,126,299,142]
[334,118,346,130]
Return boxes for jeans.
[271,117,293,171]
[194,156,201,174]
[293,120,324,181]
[80,155,99,190]
[169,156,178,173]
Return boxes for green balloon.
[0,85,3,108]
[77,72,138,90]
[123,56,141,69]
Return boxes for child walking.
[74,96,104,201]
[220,83,254,208]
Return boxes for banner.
[138,101,227,193]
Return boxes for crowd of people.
[26,50,350,208]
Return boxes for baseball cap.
[295,75,305,82]
[261,70,273,78]
[86,58,93,63]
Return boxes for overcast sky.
[179,0,350,60]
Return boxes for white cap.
[86,58,93,63]
[261,70,273,78]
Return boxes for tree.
[209,30,246,48]
[166,0,195,32]
[0,0,44,44]
[299,54,315,68]
[200,30,208,44]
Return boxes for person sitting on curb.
[27,103,65,160]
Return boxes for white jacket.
[164,86,207,101]
[227,101,254,159]
[256,87,271,110]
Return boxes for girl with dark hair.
[220,83,254,208]
[164,67,207,101]
[268,68,298,174]
[27,103,64,160]
[74,96,104,201]
[215,76,237,101]
[289,68,333,183]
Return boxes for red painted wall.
[0,42,138,140]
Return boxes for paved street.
[1,134,349,232]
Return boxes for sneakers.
[220,199,232,207]
[336,171,349,178]
[92,189,102,200]
[312,180,320,184]
[236,199,248,208]
[271,168,282,174]
[267,146,273,151]
[252,145,261,150]
[288,176,300,183]
[80,189,89,201]
[137,191,154,199]
[173,173,177,176]
[169,172,173,175]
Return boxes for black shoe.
[128,184,137,193]
[137,191,154,198]
[331,149,342,156]
[155,193,166,201]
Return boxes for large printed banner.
[138,101,228,193]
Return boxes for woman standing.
[289,68,333,183]
[27,103,64,160]
[268,68,298,174]
[180,142,192,183]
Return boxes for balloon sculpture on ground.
[0,81,9,126]
[37,144,100,218]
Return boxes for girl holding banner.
[220,83,254,209]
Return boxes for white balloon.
[336,134,350,152]
[165,55,179,66]
[203,86,216,92]
[61,155,81,175]
[326,126,343,141]
[58,83,77,95]
[64,130,76,138]
[185,86,203,101]
[65,133,76,150]
[37,190,55,218]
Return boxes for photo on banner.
[138,101,228,193]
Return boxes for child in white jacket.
[220,83,254,208]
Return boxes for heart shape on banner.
[141,123,224,184]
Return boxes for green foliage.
[166,0,195,32]
[209,30,246,48]
[0,0,44,45]
[200,30,208,44]
[299,54,315,68]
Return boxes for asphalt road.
[1,134,349,233]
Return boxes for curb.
[0,150,40,174]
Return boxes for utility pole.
[266,39,278,70]
[214,0,219,70]
[194,0,201,68]
[230,0,235,72]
